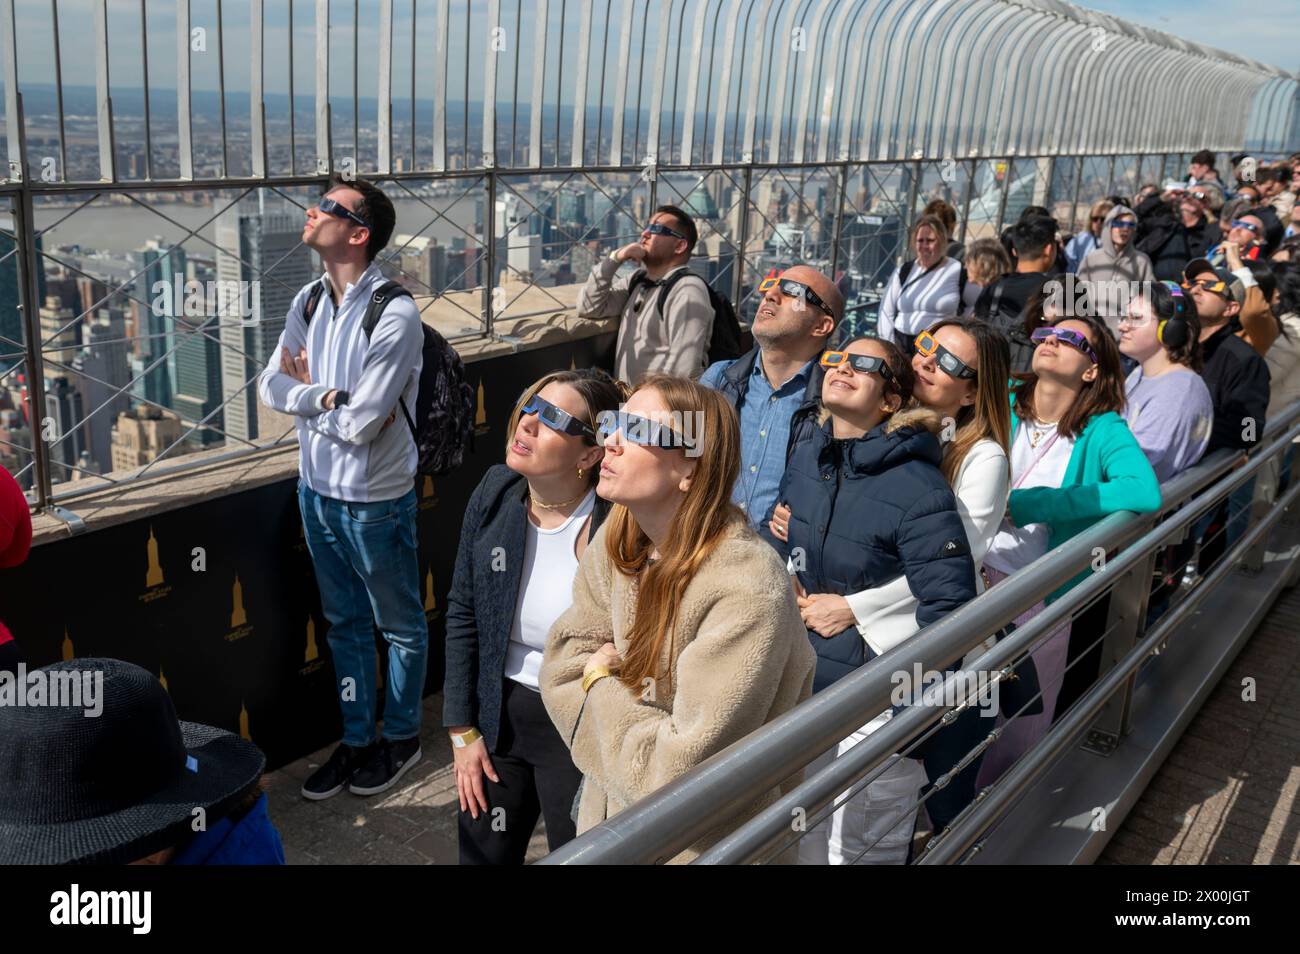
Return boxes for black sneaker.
[301,742,376,801]
[348,736,423,796]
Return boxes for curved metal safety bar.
[537,399,1300,864]
[696,411,1300,864]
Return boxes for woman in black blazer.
[444,368,625,864]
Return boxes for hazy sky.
[1078,0,1298,73]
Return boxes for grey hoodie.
[1077,204,1157,319]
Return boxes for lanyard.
[1012,424,1062,490]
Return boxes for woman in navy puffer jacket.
[762,334,976,864]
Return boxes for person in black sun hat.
[0,657,284,864]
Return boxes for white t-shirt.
[984,419,1075,575]
[503,488,597,690]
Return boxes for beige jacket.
[540,516,815,863]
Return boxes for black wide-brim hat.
[0,658,266,864]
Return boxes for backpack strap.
[655,268,706,316]
[360,280,418,437]
[956,262,969,316]
[897,259,915,287]
[301,281,326,326]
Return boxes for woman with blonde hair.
[877,214,980,353]
[444,367,626,864]
[1064,198,1114,272]
[540,373,815,863]
[964,237,1012,290]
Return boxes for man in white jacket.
[258,175,428,801]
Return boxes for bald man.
[700,264,842,529]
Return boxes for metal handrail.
[538,400,1300,864]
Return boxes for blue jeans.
[298,482,428,747]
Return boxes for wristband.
[582,666,613,694]
[609,249,622,264]
[449,727,482,748]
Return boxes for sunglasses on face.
[595,410,694,451]
[318,196,371,229]
[819,349,898,386]
[1231,219,1261,234]
[643,221,687,240]
[1111,220,1138,230]
[1091,215,1106,223]
[757,276,837,317]
[914,332,976,380]
[1030,326,1098,364]
[520,394,596,442]
[1182,277,1228,296]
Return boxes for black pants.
[457,678,583,865]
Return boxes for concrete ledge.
[30,310,618,546]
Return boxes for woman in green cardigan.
[976,315,1160,787]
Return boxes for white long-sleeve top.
[843,438,1009,658]
[257,262,423,503]
[876,257,981,344]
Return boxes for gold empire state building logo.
[239,700,251,742]
[300,615,325,677]
[419,475,439,511]
[140,526,172,603]
[146,527,164,587]
[225,574,254,642]
[61,626,74,661]
[474,379,489,435]
[231,575,246,627]
[424,568,438,619]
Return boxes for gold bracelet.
[582,666,613,694]
[449,727,482,749]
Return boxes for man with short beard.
[576,205,714,383]
[698,265,842,529]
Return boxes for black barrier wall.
[0,332,616,770]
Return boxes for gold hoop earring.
[577,467,584,480]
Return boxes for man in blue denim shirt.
[699,264,841,529]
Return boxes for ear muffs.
[1157,282,1191,349]
[1157,318,1189,348]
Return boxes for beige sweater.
[540,515,815,863]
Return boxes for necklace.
[529,488,587,511]
[1027,418,1060,449]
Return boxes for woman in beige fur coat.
[540,373,815,863]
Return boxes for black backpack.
[302,279,475,476]
[626,268,745,364]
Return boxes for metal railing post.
[731,164,753,311]
[13,187,53,510]
[830,162,849,276]
[1082,543,1158,752]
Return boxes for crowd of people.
[4,151,1300,866]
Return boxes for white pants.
[797,725,927,866]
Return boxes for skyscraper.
[171,258,225,448]
[133,238,187,410]
[74,307,132,474]
[215,199,316,443]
